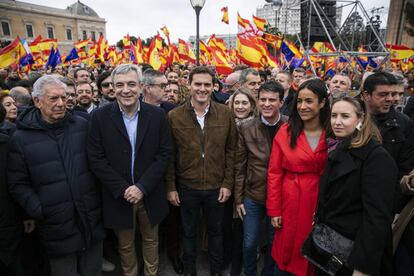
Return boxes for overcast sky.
[20,0,390,44]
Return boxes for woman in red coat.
[267,79,330,276]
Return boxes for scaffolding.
[274,0,390,71]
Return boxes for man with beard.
[60,78,89,120]
[97,71,116,107]
[165,81,181,105]
[76,81,97,113]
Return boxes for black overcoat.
[316,139,397,276]
[7,108,105,258]
[87,101,172,228]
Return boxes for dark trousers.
[179,184,224,273]
[165,204,181,258]
[394,243,414,276]
[49,241,102,276]
[0,246,25,276]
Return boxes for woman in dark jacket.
[0,104,24,275]
[316,96,397,276]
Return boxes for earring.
[356,121,363,131]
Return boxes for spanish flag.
[147,35,163,70]
[221,7,229,24]
[74,38,90,49]
[386,44,414,61]
[237,13,253,33]
[178,39,196,64]
[236,34,263,68]
[160,26,171,45]
[0,37,27,68]
[122,34,131,49]
[252,15,267,32]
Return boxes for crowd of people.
[0,62,414,276]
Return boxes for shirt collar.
[119,102,140,119]
[190,99,210,117]
[261,113,281,126]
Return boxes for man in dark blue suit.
[87,64,172,276]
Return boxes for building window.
[26,24,34,38]
[1,21,10,36]
[47,26,54,39]
[91,31,96,41]
[66,28,72,40]
[82,30,87,40]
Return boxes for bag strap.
[392,197,414,254]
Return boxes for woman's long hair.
[288,78,331,148]
[331,96,382,148]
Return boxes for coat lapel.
[110,103,129,142]
[327,150,357,183]
[135,103,152,152]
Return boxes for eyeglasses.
[150,83,168,89]
[101,82,113,88]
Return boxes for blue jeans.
[178,184,224,273]
[242,198,277,276]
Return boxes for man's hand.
[271,216,282,228]
[23,219,35,233]
[168,191,180,206]
[124,185,143,204]
[236,204,246,220]
[218,187,231,203]
[352,270,369,276]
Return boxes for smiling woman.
[0,93,17,123]
[266,78,331,276]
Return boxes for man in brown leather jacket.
[166,66,237,276]
[234,80,288,276]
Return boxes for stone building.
[386,0,414,46]
[0,0,106,53]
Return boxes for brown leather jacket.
[234,116,287,205]
[166,100,237,192]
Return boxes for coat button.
[392,139,395,142]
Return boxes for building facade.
[0,0,106,53]
[188,34,237,50]
[256,1,301,35]
[386,0,414,46]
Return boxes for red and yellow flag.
[252,15,267,32]
[236,34,264,68]
[0,37,27,68]
[160,26,171,45]
[237,13,252,33]
[221,7,229,24]
[74,38,90,49]
[147,35,164,70]
[178,39,196,64]
[386,44,414,61]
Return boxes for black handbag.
[301,223,354,276]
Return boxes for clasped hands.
[124,185,143,204]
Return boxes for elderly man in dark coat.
[7,75,105,276]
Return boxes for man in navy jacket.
[88,64,172,276]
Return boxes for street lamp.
[265,0,283,33]
[190,0,206,66]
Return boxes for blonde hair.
[331,96,382,148]
[229,88,257,118]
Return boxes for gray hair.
[32,75,67,98]
[111,64,142,83]
[239,68,259,84]
[142,69,165,85]
[9,86,32,106]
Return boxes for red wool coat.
[267,124,327,276]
